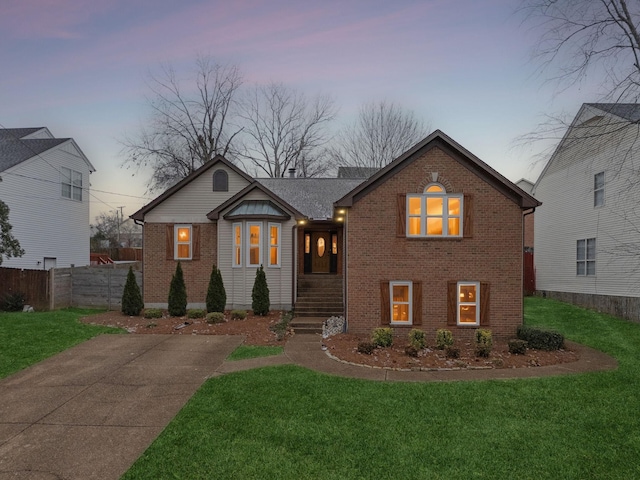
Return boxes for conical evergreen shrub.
[206,264,226,313]
[121,266,143,316]
[251,264,270,316]
[168,261,187,316]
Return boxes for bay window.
[269,223,280,267]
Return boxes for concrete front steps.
[292,274,344,334]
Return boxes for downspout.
[291,222,298,313]
[133,218,144,307]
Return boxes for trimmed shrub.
[408,329,426,350]
[475,328,493,357]
[1,291,26,312]
[436,329,454,350]
[405,345,419,357]
[251,265,270,316]
[445,346,460,359]
[206,312,225,324]
[357,341,376,355]
[371,327,393,348]
[517,325,565,351]
[144,308,163,319]
[121,266,143,316]
[508,339,528,355]
[231,309,247,320]
[206,264,226,313]
[187,309,206,319]
[168,262,187,317]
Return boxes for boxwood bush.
[371,327,393,348]
[517,325,565,350]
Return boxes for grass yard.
[0,308,122,379]
[122,297,640,480]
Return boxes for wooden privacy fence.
[0,268,50,310]
[0,262,142,311]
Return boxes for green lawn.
[0,308,122,378]
[122,297,640,480]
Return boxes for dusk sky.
[1,0,600,220]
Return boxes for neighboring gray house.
[0,127,95,269]
[533,103,640,320]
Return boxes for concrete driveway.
[0,334,244,480]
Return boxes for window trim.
[594,171,605,207]
[61,167,83,201]
[232,222,242,268]
[390,281,413,325]
[577,238,596,276]
[174,224,192,260]
[246,222,262,267]
[457,281,480,326]
[268,222,281,268]
[406,185,463,238]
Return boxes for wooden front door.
[311,232,330,273]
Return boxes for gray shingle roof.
[587,103,640,122]
[256,178,365,219]
[0,129,68,172]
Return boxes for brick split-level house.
[132,130,539,339]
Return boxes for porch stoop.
[292,275,344,334]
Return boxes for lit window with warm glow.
[305,234,311,254]
[407,183,462,238]
[457,282,479,325]
[332,233,338,255]
[269,223,280,267]
[233,223,242,267]
[390,281,412,324]
[175,225,192,260]
[247,223,261,267]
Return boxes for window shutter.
[463,194,473,238]
[396,194,406,237]
[447,281,457,326]
[380,281,390,325]
[192,225,201,260]
[412,281,422,325]
[480,282,490,326]
[166,224,174,260]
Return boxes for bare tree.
[330,101,429,171]
[236,82,337,178]
[120,55,243,192]
[91,211,142,249]
[520,0,640,103]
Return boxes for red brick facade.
[344,146,524,340]
[142,223,217,306]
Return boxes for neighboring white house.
[0,127,95,269]
[532,103,640,320]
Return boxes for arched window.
[407,182,463,237]
[213,169,228,192]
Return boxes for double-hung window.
[407,184,462,237]
[247,223,262,267]
[390,281,412,325]
[233,223,242,267]
[175,225,192,260]
[61,167,82,201]
[594,172,604,207]
[577,238,596,276]
[457,282,479,325]
[268,223,280,267]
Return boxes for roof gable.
[131,155,254,221]
[0,128,94,174]
[336,130,540,210]
[207,182,304,220]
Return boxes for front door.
[311,232,330,273]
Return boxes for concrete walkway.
[0,333,617,479]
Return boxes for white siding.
[1,142,92,269]
[145,164,251,223]
[534,117,640,298]
[217,191,296,310]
